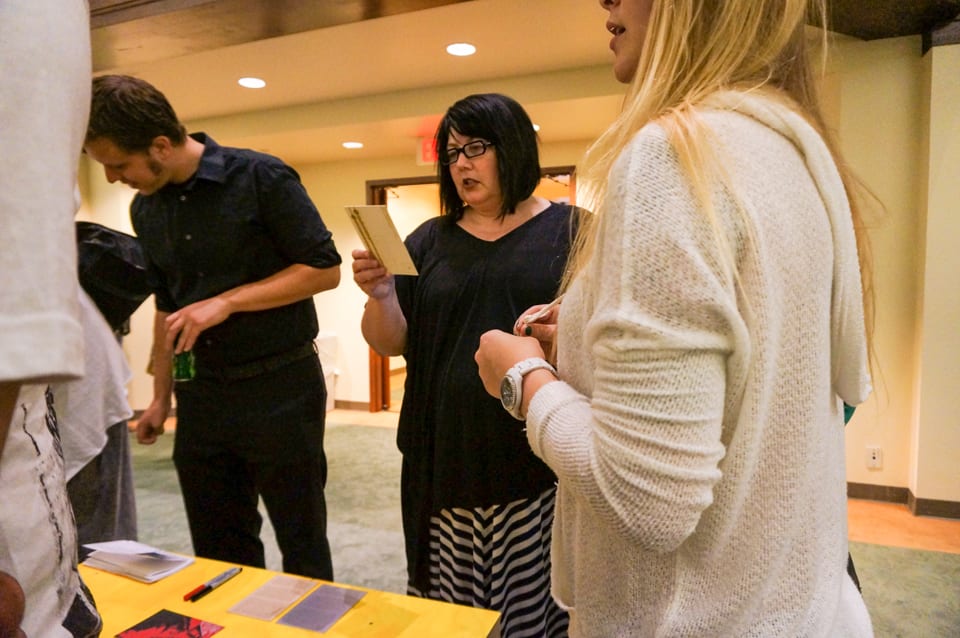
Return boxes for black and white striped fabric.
[408,488,569,638]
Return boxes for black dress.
[394,201,579,594]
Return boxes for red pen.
[186,566,243,602]
[182,584,206,601]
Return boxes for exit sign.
[417,137,437,166]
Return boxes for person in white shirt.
[54,288,137,545]
[475,0,876,635]
[0,2,101,636]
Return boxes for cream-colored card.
[346,205,418,276]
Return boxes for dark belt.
[212,341,317,382]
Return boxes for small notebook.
[83,540,194,584]
[346,205,418,276]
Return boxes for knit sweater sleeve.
[526,124,741,553]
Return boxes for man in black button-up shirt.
[84,75,342,580]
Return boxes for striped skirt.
[408,488,569,638]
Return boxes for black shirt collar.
[182,132,227,188]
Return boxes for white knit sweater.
[525,93,872,637]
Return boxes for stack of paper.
[83,540,194,583]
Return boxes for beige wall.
[827,36,960,504]
[831,36,925,488]
[297,156,432,408]
[81,39,958,503]
[914,43,960,502]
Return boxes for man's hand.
[164,297,232,353]
[135,402,169,445]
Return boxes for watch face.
[500,376,517,409]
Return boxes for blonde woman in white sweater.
[475,0,875,635]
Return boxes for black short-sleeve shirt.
[131,133,341,367]
[393,201,582,589]
[394,202,581,507]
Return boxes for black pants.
[172,353,333,580]
[67,420,138,546]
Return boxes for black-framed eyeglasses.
[440,140,494,165]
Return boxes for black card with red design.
[115,609,223,637]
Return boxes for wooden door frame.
[364,166,576,412]
[365,176,438,411]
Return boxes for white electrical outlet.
[866,446,883,469]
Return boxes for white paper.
[82,540,194,583]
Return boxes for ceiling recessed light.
[342,142,364,149]
[238,77,266,89]
[446,42,476,57]
[532,124,541,132]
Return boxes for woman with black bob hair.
[352,93,582,637]
[435,92,542,221]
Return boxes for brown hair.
[86,75,187,152]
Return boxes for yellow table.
[80,557,499,637]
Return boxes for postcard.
[116,609,222,637]
[346,205,418,276]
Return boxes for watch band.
[501,357,557,420]
[512,357,556,378]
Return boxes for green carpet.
[130,421,960,636]
[850,541,960,637]
[130,419,406,594]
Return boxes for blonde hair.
[568,0,874,351]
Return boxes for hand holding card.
[346,205,418,276]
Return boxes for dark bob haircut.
[86,75,187,153]
[435,93,541,220]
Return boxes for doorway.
[365,166,576,412]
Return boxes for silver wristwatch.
[500,357,557,420]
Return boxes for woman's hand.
[475,330,546,398]
[352,249,395,300]
[354,248,408,355]
[512,302,561,365]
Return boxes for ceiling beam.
[90,0,471,71]
[924,14,960,52]
[91,0,960,72]
[828,0,960,40]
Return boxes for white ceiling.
[95,0,625,165]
